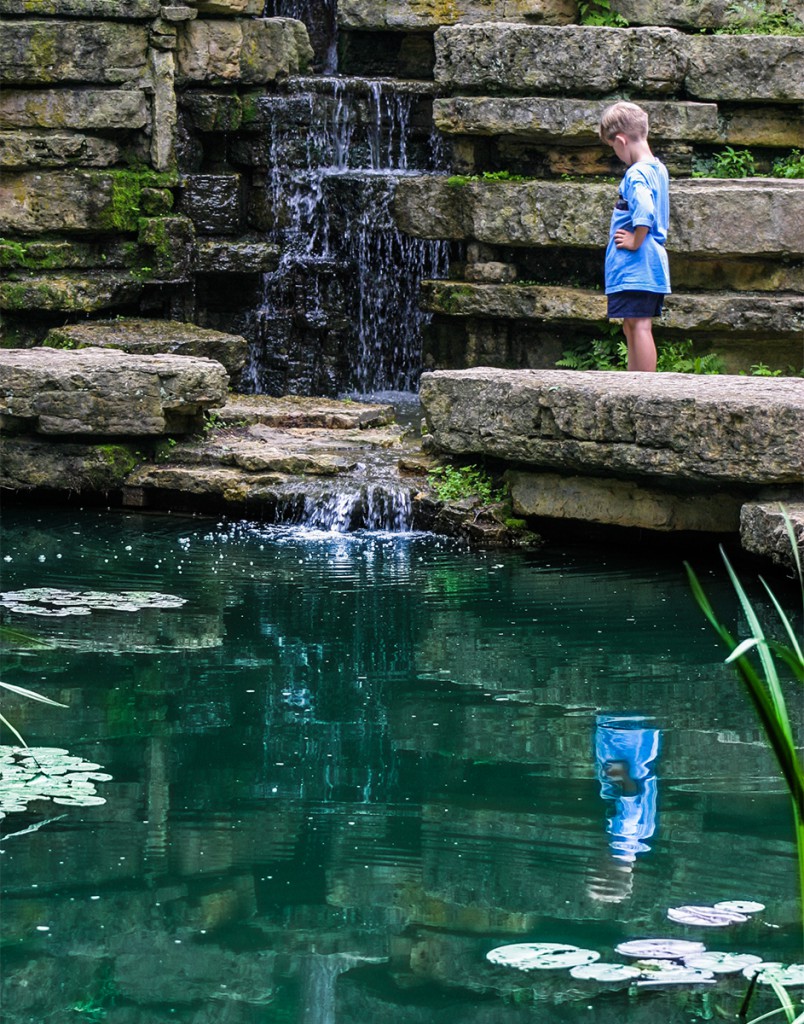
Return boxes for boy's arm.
[614,225,649,251]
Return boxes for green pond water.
[1,506,802,1024]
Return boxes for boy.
[599,102,670,372]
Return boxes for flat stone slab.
[421,282,804,337]
[43,319,248,382]
[420,368,804,485]
[508,470,744,532]
[0,89,149,130]
[434,24,804,102]
[740,502,804,571]
[194,237,279,273]
[176,18,313,85]
[338,0,576,31]
[0,347,228,436]
[394,178,804,258]
[219,394,395,430]
[0,272,143,312]
[0,0,159,15]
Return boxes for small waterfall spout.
[247,78,450,397]
[276,483,413,533]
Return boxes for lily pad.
[487,943,601,971]
[713,900,764,915]
[616,939,706,960]
[667,905,748,927]
[0,745,111,817]
[683,952,763,974]
[0,588,186,617]
[570,963,642,982]
[744,964,804,987]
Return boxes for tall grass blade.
[0,710,29,748]
[762,578,804,664]
[0,681,67,707]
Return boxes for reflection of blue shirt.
[605,159,671,296]
[596,716,661,863]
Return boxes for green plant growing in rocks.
[578,0,628,26]
[773,149,804,178]
[718,0,804,34]
[428,464,505,506]
[558,333,725,373]
[693,146,757,178]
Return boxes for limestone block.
[434,25,688,95]
[338,0,577,31]
[611,0,794,30]
[0,0,159,14]
[393,178,804,257]
[419,368,804,485]
[0,90,150,131]
[740,502,804,570]
[150,48,177,171]
[0,131,122,168]
[0,272,143,312]
[687,34,804,101]
[464,262,518,283]
[178,174,242,234]
[176,17,313,85]
[0,21,149,85]
[181,91,243,131]
[0,170,176,235]
[722,107,804,148]
[194,236,280,272]
[0,438,141,493]
[219,394,395,430]
[0,347,228,435]
[433,97,719,141]
[160,4,197,20]
[44,318,248,381]
[508,470,743,531]
[192,0,264,12]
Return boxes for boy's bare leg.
[623,317,657,372]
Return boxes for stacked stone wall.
[0,0,311,347]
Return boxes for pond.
[0,507,801,1024]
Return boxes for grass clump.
[428,463,505,506]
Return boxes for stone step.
[434,25,804,103]
[394,177,804,258]
[43,318,249,382]
[0,347,228,436]
[0,0,160,16]
[421,282,804,338]
[219,394,396,430]
[432,97,804,149]
[419,368,804,485]
[338,0,577,31]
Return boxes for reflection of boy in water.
[596,716,661,863]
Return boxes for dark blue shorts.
[607,291,665,319]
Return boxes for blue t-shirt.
[604,158,671,296]
[595,716,661,862]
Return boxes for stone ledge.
[610,0,799,31]
[0,89,150,131]
[0,130,125,169]
[0,272,144,312]
[219,394,395,430]
[421,282,804,337]
[176,17,313,85]
[394,178,804,257]
[419,368,804,485]
[740,502,804,571]
[338,0,577,31]
[0,0,159,14]
[43,318,248,381]
[434,25,804,102]
[508,469,744,532]
[0,347,228,435]
[194,237,279,273]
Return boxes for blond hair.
[598,101,649,142]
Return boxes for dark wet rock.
[0,347,228,436]
[740,502,804,571]
[0,437,141,492]
[44,318,248,382]
[194,237,280,273]
[420,368,804,486]
[178,174,242,235]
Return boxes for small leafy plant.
[718,0,804,34]
[693,146,757,178]
[428,464,505,506]
[558,334,725,374]
[578,0,628,26]
[773,149,804,178]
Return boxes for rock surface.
[394,178,804,257]
[740,502,804,571]
[219,394,395,430]
[338,0,577,30]
[0,347,228,435]
[420,368,804,485]
[176,17,313,85]
[0,89,149,130]
[43,318,249,382]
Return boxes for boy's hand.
[614,226,648,251]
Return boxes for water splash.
[275,483,413,533]
[247,78,450,397]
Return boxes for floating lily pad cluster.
[0,588,187,617]
[0,745,111,819]
[667,900,764,927]
[486,926,802,990]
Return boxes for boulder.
[0,20,149,85]
[740,502,804,571]
[338,0,577,31]
[433,97,719,141]
[419,368,804,485]
[43,319,249,381]
[393,178,804,257]
[176,17,313,85]
[508,470,743,531]
[0,347,228,435]
[0,89,149,130]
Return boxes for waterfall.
[274,483,413,533]
[264,0,338,73]
[246,78,450,397]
